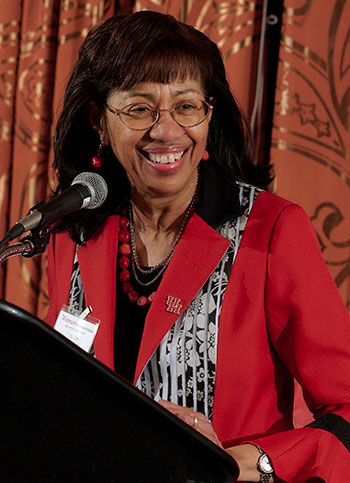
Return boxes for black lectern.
[0,300,238,482]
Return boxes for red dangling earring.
[202,150,209,161]
[92,143,103,168]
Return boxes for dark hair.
[53,11,272,241]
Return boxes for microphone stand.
[0,227,50,267]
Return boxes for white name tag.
[54,305,99,353]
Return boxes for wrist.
[224,444,268,482]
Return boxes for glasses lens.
[173,100,209,127]
[120,103,157,130]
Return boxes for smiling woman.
[46,11,350,483]
[52,11,260,243]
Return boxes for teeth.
[148,151,184,164]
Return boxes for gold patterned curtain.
[271,0,350,310]
[1,1,349,321]
[0,1,118,319]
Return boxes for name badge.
[54,305,99,353]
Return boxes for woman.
[46,11,350,482]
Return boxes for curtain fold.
[1,0,59,313]
[0,1,23,297]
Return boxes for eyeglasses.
[105,99,213,131]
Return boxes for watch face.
[259,454,274,474]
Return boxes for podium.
[0,300,238,482]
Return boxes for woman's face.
[100,78,211,203]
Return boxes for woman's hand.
[157,400,276,482]
[157,399,223,447]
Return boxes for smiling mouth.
[142,150,185,164]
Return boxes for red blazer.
[46,191,350,482]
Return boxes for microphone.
[0,172,108,248]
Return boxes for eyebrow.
[122,88,201,102]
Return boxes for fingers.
[157,400,223,448]
[158,400,204,426]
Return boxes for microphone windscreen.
[72,172,108,209]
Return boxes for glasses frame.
[105,99,214,131]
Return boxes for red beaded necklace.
[118,210,154,307]
[118,181,199,307]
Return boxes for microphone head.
[71,172,108,209]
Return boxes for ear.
[88,102,110,144]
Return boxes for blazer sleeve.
[250,203,350,482]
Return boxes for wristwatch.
[251,443,274,482]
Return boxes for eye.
[175,100,201,115]
[123,103,154,118]
[178,102,197,110]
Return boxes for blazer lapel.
[77,216,119,370]
[134,213,230,383]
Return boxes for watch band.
[259,473,272,483]
[259,471,272,483]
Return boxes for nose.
[148,109,185,141]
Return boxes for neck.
[128,174,198,267]
[130,174,198,234]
